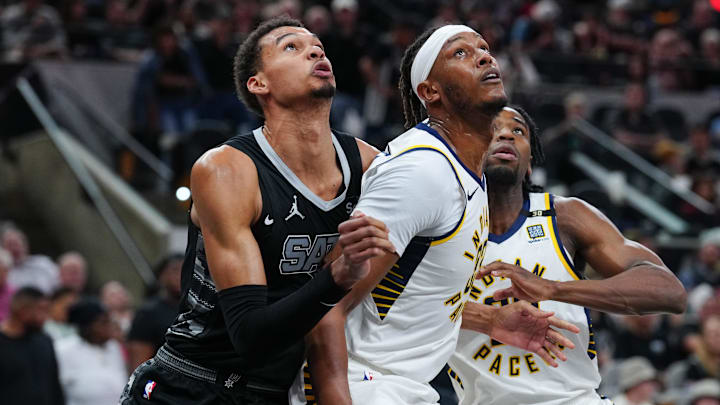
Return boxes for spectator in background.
[126,254,182,370]
[132,24,207,162]
[648,28,696,92]
[609,82,666,162]
[679,236,720,290]
[686,123,720,177]
[543,91,588,187]
[603,0,646,57]
[666,314,720,390]
[322,0,369,136]
[612,357,660,405]
[57,252,88,294]
[194,15,254,131]
[0,248,14,322]
[56,299,127,405]
[303,4,332,39]
[612,314,685,370]
[44,287,79,341]
[0,287,64,405]
[687,379,720,405]
[2,226,59,295]
[510,0,571,54]
[698,28,720,90]
[0,0,66,62]
[683,0,717,51]
[100,280,133,338]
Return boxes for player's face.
[255,26,335,104]
[431,32,506,114]
[484,107,532,187]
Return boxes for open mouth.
[312,61,333,78]
[482,68,501,82]
[491,144,517,161]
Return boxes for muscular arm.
[191,147,350,357]
[490,197,686,315]
[552,197,686,314]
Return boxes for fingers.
[535,345,559,368]
[493,288,514,301]
[548,316,581,334]
[476,261,512,278]
[547,328,575,350]
[338,214,396,263]
[545,336,567,362]
[517,301,554,319]
[344,237,396,262]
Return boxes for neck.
[262,101,336,177]
[0,317,26,338]
[488,183,525,235]
[427,106,496,176]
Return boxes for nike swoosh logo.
[467,187,479,201]
[264,215,274,225]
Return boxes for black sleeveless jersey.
[165,128,363,389]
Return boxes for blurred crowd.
[1,0,720,404]
[1,0,718,200]
[0,223,183,405]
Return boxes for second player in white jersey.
[345,122,490,395]
[449,192,610,405]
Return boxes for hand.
[478,261,558,303]
[333,212,395,289]
[489,301,580,367]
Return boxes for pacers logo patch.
[143,380,157,400]
[526,224,546,239]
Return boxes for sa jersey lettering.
[448,193,611,405]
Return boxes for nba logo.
[362,370,374,381]
[143,380,157,400]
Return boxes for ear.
[247,73,269,97]
[416,80,440,105]
[527,164,533,178]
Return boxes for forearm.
[306,309,352,405]
[460,302,499,334]
[218,268,348,356]
[552,263,686,315]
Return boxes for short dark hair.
[233,17,305,118]
[508,105,545,195]
[399,27,438,129]
[10,286,46,312]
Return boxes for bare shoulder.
[191,145,258,191]
[554,196,621,245]
[355,138,380,172]
[190,145,261,225]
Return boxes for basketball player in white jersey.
[447,106,687,405]
[301,26,580,405]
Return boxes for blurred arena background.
[0,0,719,404]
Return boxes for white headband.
[410,25,476,107]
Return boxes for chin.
[310,83,336,99]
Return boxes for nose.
[496,128,515,141]
[309,46,325,60]
[476,49,493,68]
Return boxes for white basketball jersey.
[345,122,490,384]
[448,193,608,405]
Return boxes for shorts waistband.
[155,344,286,394]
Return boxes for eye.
[513,127,525,136]
[454,48,466,57]
[284,43,297,51]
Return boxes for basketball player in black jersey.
[120,17,391,405]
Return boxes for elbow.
[668,283,687,314]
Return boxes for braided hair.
[398,27,438,129]
[507,105,545,195]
